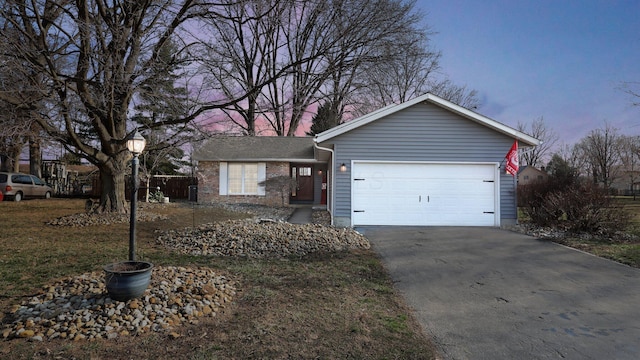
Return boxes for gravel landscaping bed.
[46,210,168,227]
[2,266,235,342]
[46,202,170,227]
[156,220,370,258]
[504,224,567,239]
[506,223,639,243]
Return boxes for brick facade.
[197,161,291,206]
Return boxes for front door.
[291,165,314,202]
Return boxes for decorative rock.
[18,330,34,338]
[1,266,236,342]
[156,219,370,259]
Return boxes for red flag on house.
[505,140,519,176]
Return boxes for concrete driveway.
[359,226,640,360]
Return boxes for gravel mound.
[507,223,638,243]
[157,220,370,258]
[505,224,567,239]
[47,209,167,227]
[2,266,235,341]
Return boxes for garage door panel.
[352,162,497,226]
[353,180,427,225]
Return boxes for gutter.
[313,140,335,226]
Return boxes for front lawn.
[0,199,435,359]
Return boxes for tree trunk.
[97,165,128,213]
[12,151,20,172]
[0,154,8,172]
[29,136,42,177]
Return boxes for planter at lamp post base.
[104,261,153,301]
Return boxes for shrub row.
[518,180,630,234]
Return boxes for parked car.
[0,172,53,202]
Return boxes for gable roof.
[315,93,541,146]
[517,165,548,175]
[193,136,315,162]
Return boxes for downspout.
[313,140,335,226]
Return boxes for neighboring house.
[518,166,549,185]
[194,93,540,227]
[609,167,640,195]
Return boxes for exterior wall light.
[340,163,347,172]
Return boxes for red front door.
[291,165,314,202]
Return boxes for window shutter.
[219,162,228,195]
[257,162,266,196]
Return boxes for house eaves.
[315,93,541,147]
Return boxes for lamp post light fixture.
[126,130,146,261]
[127,130,147,155]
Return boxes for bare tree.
[351,26,439,115]
[0,1,303,212]
[0,26,47,174]
[428,79,480,110]
[517,117,559,167]
[259,0,335,136]
[200,0,282,136]
[618,135,640,196]
[555,142,587,176]
[620,81,640,107]
[203,0,448,136]
[350,28,479,115]
[258,0,426,135]
[369,36,440,104]
[575,123,622,188]
[0,103,28,172]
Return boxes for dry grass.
[536,196,640,268]
[0,199,436,359]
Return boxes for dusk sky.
[416,0,640,148]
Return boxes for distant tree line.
[517,120,639,234]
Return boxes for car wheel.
[45,191,51,199]
[14,192,22,202]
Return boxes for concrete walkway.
[361,226,640,360]
[287,206,313,224]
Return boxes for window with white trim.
[228,163,259,194]
[219,162,266,196]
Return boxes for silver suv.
[0,172,53,201]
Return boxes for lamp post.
[126,130,146,262]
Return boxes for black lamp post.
[126,130,146,261]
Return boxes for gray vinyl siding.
[320,102,519,226]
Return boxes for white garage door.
[352,162,498,226]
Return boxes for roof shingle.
[193,136,315,161]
